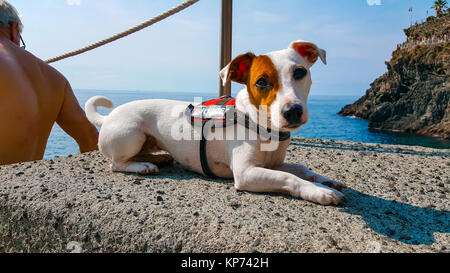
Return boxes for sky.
[11,0,437,96]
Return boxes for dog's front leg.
[233,166,345,205]
[276,163,346,191]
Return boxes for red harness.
[187,96,236,127]
[185,96,290,178]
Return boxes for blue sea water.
[44,89,450,159]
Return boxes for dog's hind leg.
[101,130,160,175]
[130,135,174,166]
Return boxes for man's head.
[0,0,23,47]
[220,40,326,131]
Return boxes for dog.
[85,40,346,205]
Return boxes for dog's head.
[220,40,326,131]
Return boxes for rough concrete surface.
[0,137,449,253]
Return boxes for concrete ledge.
[0,137,449,253]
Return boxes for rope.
[45,0,200,64]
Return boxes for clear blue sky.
[12,0,436,96]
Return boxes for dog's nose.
[282,103,303,125]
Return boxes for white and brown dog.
[85,41,346,205]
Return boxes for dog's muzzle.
[282,103,303,126]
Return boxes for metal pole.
[220,0,233,97]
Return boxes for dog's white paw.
[300,184,346,206]
[127,162,159,174]
[112,162,159,175]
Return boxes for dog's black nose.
[282,103,303,125]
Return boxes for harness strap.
[199,131,217,178]
[216,96,233,106]
[199,96,231,177]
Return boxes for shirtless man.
[0,1,98,165]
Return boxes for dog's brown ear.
[220,52,256,86]
[290,41,327,65]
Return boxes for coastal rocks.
[339,14,450,139]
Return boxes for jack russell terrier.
[85,40,346,205]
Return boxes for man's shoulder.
[0,50,21,81]
[0,47,69,90]
[25,50,70,88]
[29,52,66,81]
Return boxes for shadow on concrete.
[128,163,234,185]
[340,188,450,245]
[124,155,449,246]
[290,138,450,157]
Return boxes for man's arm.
[56,82,99,153]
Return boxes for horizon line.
[73,88,364,97]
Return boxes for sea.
[44,89,450,159]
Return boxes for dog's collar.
[237,110,291,142]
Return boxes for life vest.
[185,96,291,178]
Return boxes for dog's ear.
[290,41,327,65]
[220,52,256,86]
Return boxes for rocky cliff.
[339,15,450,139]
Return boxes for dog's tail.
[85,96,114,127]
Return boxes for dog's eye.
[293,68,307,81]
[255,78,272,90]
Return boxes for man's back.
[0,38,98,165]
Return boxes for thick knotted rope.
[45,0,200,64]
